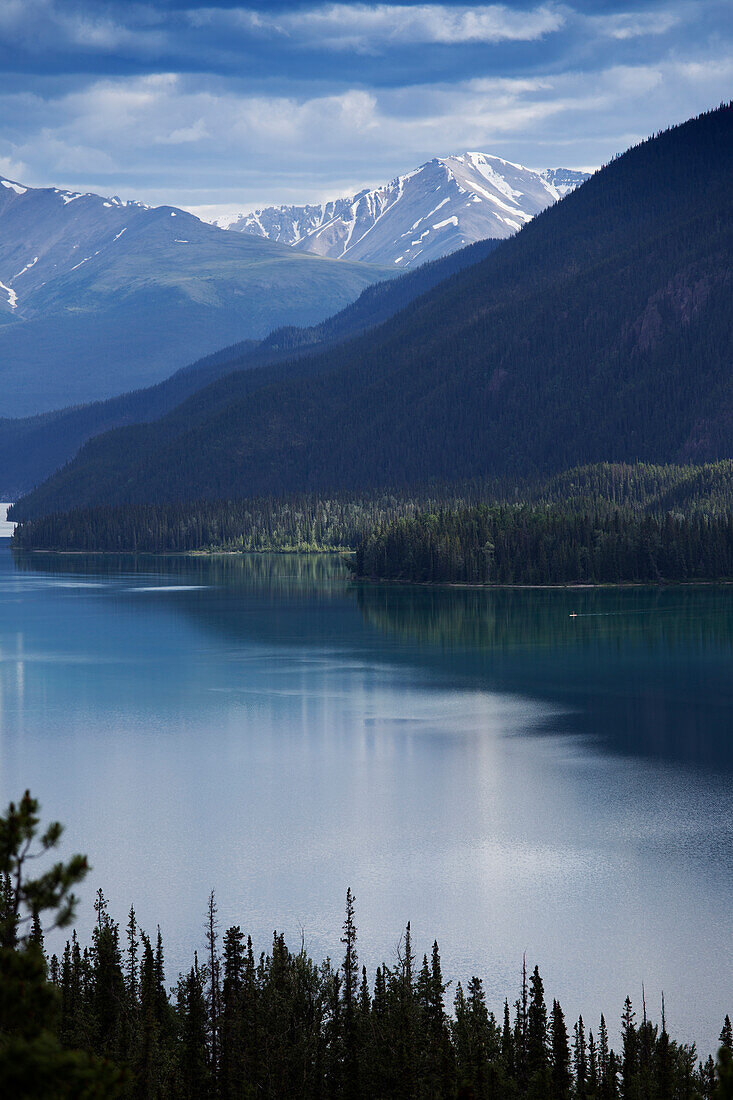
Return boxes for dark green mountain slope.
[13,104,733,521]
[0,239,499,498]
[13,461,733,555]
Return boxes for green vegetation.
[1,794,731,1099]
[351,462,733,586]
[0,792,124,1098]
[12,463,733,589]
[10,487,490,553]
[354,505,733,585]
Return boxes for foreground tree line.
[1,794,731,1100]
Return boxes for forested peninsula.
[11,462,733,587]
[1,793,732,1099]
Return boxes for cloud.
[220,3,567,50]
[157,118,210,145]
[590,8,684,41]
[0,0,730,209]
[0,0,165,55]
[0,154,29,181]
[3,45,731,210]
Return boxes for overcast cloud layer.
[0,0,731,214]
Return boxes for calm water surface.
[0,545,731,1053]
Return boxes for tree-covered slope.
[12,461,733,558]
[13,104,733,521]
[0,240,499,499]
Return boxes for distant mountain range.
[12,103,732,523]
[215,155,589,267]
[0,177,390,416]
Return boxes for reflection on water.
[11,548,353,595]
[357,583,733,652]
[2,547,732,1053]
[356,584,733,771]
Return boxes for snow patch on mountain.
[0,280,18,309]
[13,256,38,280]
[217,153,591,268]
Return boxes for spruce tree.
[341,888,360,1096]
[220,925,246,1099]
[502,997,516,1083]
[574,1016,588,1100]
[620,997,637,1100]
[205,892,221,1092]
[550,999,572,1100]
[514,955,529,1091]
[722,1018,733,1052]
[177,953,211,1100]
[656,995,672,1100]
[588,1030,599,1099]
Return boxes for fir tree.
[177,952,210,1100]
[205,892,221,1092]
[551,999,572,1100]
[341,887,359,1096]
[220,925,246,1099]
[574,1016,588,1100]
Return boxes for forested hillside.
[13,464,733,586]
[0,240,499,499]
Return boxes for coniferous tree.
[574,1016,588,1100]
[722,1018,733,1052]
[205,892,221,1093]
[90,891,125,1061]
[551,1000,572,1100]
[514,955,529,1092]
[588,1030,599,1100]
[2,791,731,1100]
[0,794,124,1098]
[599,1015,610,1089]
[502,997,516,1086]
[620,997,638,1100]
[528,965,549,1096]
[341,887,360,1097]
[656,995,673,1100]
[220,925,246,1099]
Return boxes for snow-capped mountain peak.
[218,154,591,268]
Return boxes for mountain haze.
[12,104,732,521]
[0,177,390,415]
[218,154,590,268]
[0,240,500,498]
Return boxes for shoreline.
[9,546,733,590]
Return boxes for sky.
[0,0,731,217]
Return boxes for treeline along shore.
[1,793,732,1099]
[10,462,733,587]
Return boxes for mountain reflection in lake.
[2,547,732,1053]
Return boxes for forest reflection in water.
[14,549,733,771]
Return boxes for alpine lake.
[0,539,731,1055]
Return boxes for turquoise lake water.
[0,545,730,1054]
